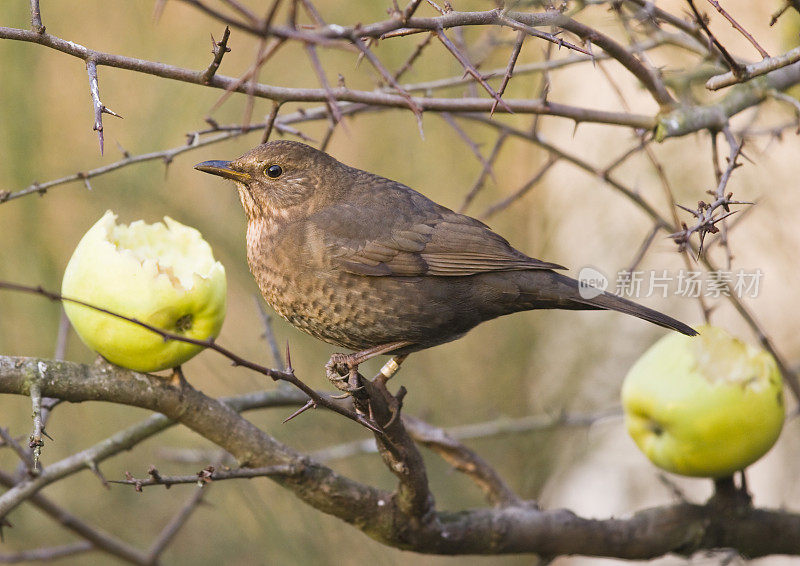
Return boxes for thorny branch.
[28,0,44,34]
[86,58,122,155]
[707,46,800,90]
[704,0,769,59]
[2,356,800,558]
[0,281,383,434]
[685,0,744,76]
[669,139,749,257]
[113,464,299,490]
[200,26,232,84]
[0,26,655,128]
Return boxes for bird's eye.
[266,164,283,178]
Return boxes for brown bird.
[195,141,696,371]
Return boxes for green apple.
[62,211,227,372]
[621,325,784,478]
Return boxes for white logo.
[578,266,608,299]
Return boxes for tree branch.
[707,46,800,90]
[3,356,800,557]
[0,26,654,128]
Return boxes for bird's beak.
[194,160,253,183]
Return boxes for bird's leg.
[326,341,411,376]
[325,341,412,394]
[375,354,408,386]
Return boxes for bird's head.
[195,140,345,223]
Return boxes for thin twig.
[85,58,122,155]
[492,30,525,115]
[439,113,492,172]
[624,224,662,274]
[770,2,793,26]
[495,12,589,56]
[435,28,511,113]
[481,155,559,219]
[707,46,800,90]
[260,100,282,144]
[219,0,259,23]
[114,465,299,490]
[254,296,284,368]
[351,37,423,120]
[458,133,507,212]
[704,0,769,58]
[305,44,344,124]
[29,0,44,33]
[28,382,44,471]
[685,0,744,75]
[53,309,70,361]
[393,32,434,81]
[403,416,521,507]
[2,131,239,204]
[201,26,232,84]
[669,139,748,256]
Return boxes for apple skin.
[621,325,784,478]
[62,211,226,373]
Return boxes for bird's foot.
[325,353,362,394]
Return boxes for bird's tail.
[575,287,697,336]
[520,271,698,336]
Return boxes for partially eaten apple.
[622,325,784,478]
[62,211,227,372]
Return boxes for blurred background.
[1,1,799,564]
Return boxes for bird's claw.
[325,353,362,393]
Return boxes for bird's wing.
[306,195,565,277]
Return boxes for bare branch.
[495,12,589,56]
[685,0,744,75]
[85,59,122,155]
[435,28,511,113]
[4,356,800,556]
[707,46,800,90]
[1,131,240,204]
[200,26,231,84]
[0,542,92,563]
[625,224,661,274]
[481,155,559,219]
[492,30,525,116]
[29,0,44,34]
[669,140,748,256]
[403,415,521,507]
[0,27,658,129]
[27,382,45,470]
[393,32,434,81]
[219,0,259,24]
[254,296,285,368]
[113,464,299,490]
[459,133,507,212]
[305,44,344,124]
[704,0,769,58]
